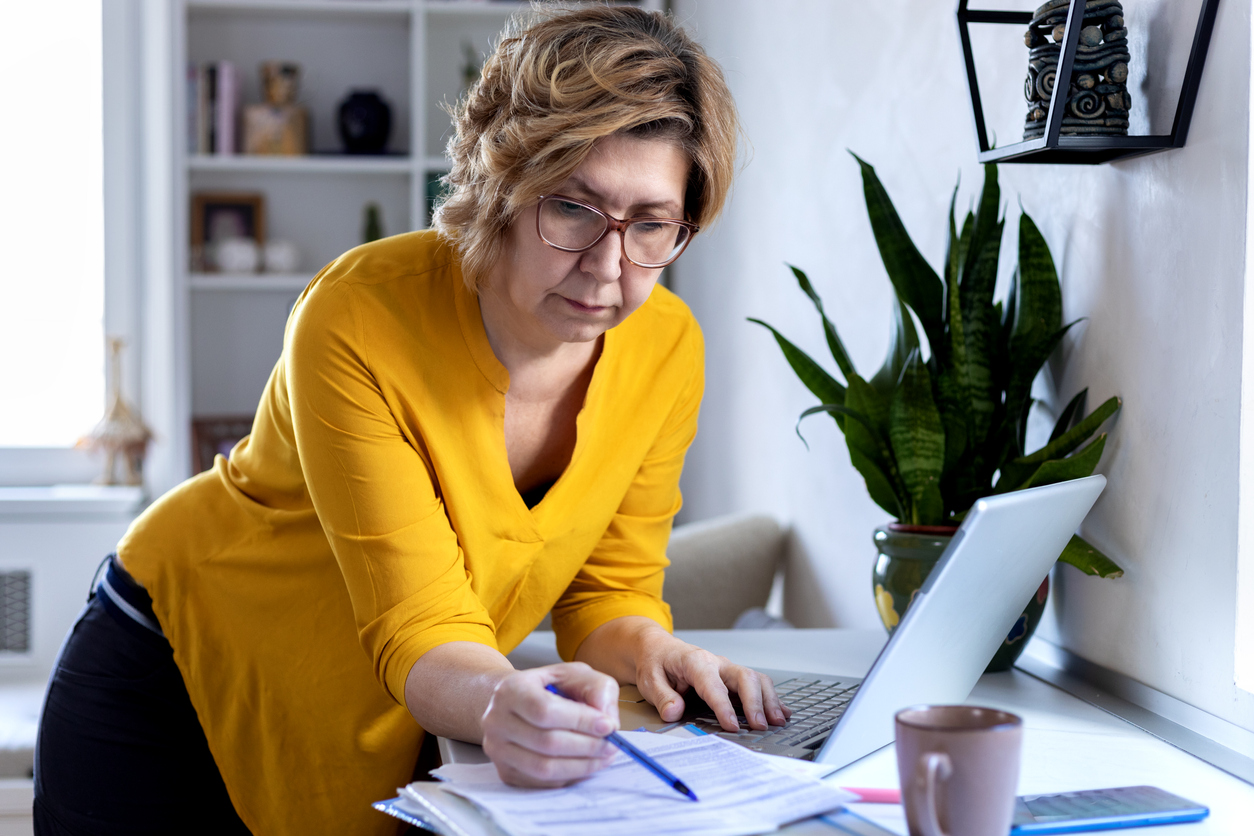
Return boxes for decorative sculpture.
[78,338,153,486]
[243,62,309,156]
[1023,0,1131,140]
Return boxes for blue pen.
[545,683,699,801]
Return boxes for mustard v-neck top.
[116,230,702,836]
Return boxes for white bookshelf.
[187,154,414,174]
[188,0,415,16]
[170,0,663,462]
[189,273,313,291]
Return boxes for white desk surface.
[453,629,1253,834]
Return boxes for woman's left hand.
[631,629,791,732]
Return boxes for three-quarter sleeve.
[286,280,498,705]
[550,325,705,662]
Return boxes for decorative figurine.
[263,239,300,273]
[242,62,309,155]
[78,338,153,486]
[1023,0,1130,140]
[216,237,260,273]
[337,90,392,155]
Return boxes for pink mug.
[895,705,1023,836]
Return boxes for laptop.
[618,475,1107,770]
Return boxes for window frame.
[1237,7,1254,694]
[0,1,144,488]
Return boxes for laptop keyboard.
[691,678,861,750]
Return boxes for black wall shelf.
[956,0,1220,164]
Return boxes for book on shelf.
[188,60,239,156]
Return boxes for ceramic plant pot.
[872,523,1050,673]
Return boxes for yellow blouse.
[117,230,703,835]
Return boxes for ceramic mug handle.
[917,751,954,836]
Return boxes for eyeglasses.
[535,194,698,269]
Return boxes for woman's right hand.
[480,661,621,787]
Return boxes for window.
[0,3,104,449]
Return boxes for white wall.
[671,0,1254,733]
[0,512,135,686]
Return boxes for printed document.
[427,731,855,836]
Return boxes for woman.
[35,7,788,835]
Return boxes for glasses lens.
[538,198,607,250]
[625,220,690,267]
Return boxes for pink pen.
[842,787,901,804]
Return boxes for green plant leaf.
[850,152,944,351]
[787,264,857,382]
[798,404,905,520]
[748,318,846,408]
[943,454,986,520]
[995,269,1017,398]
[869,290,920,401]
[811,380,912,519]
[890,350,946,524]
[935,366,970,475]
[846,374,910,516]
[1049,388,1089,443]
[956,209,975,288]
[1024,395,1120,465]
[962,163,1000,282]
[961,233,1002,444]
[798,404,879,441]
[937,252,972,473]
[847,373,891,439]
[1003,320,1081,442]
[1010,212,1062,356]
[1059,534,1124,578]
[945,183,961,289]
[963,224,1002,308]
[1000,395,1118,489]
[1021,433,1106,490]
[1017,397,1036,457]
[851,447,907,520]
[1005,220,1064,431]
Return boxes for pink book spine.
[215,60,236,156]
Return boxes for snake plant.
[750,155,1122,578]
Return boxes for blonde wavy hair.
[433,3,740,290]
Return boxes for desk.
[436,629,1254,834]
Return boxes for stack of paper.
[377,731,855,836]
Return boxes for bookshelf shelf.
[187,0,413,19]
[189,154,414,175]
[190,273,313,292]
[187,1,531,20]
[424,2,529,18]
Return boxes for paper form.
[672,723,837,782]
[429,731,856,836]
[751,751,837,782]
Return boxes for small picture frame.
[190,192,266,271]
[191,416,254,473]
